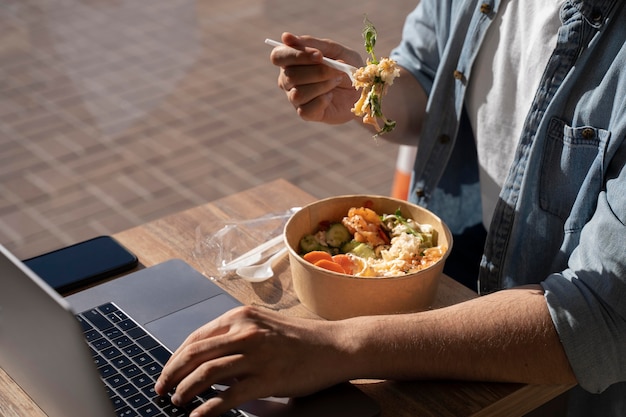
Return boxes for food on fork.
[351,19,400,136]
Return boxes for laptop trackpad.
[145,294,241,351]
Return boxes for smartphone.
[23,236,138,295]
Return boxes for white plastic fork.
[236,246,289,282]
[264,38,357,83]
[219,234,283,272]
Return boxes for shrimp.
[342,207,388,247]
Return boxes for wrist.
[330,315,400,380]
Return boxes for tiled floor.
[0,0,418,259]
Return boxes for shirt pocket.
[539,118,610,232]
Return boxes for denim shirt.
[391,0,626,413]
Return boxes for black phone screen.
[23,236,138,294]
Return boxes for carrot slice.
[314,259,347,274]
[332,254,357,275]
[303,251,333,264]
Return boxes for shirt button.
[453,70,464,80]
[591,9,603,23]
[582,128,595,139]
[415,188,425,198]
[480,3,492,14]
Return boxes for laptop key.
[137,335,160,350]
[98,364,117,379]
[93,354,106,367]
[109,309,130,322]
[104,384,114,399]
[114,335,135,349]
[102,346,123,360]
[153,395,170,408]
[84,328,101,341]
[156,397,186,417]
[142,384,159,399]
[75,314,93,331]
[116,405,138,417]
[83,308,114,331]
[121,364,142,378]
[164,405,186,417]
[150,346,172,365]
[117,383,140,398]
[106,374,128,389]
[112,355,134,370]
[138,406,163,417]
[119,318,138,331]
[91,337,114,351]
[143,361,162,376]
[123,344,144,357]
[127,326,147,339]
[110,395,125,410]
[98,303,118,314]
[105,328,124,340]
[132,374,153,389]
[128,392,150,408]
[133,352,153,366]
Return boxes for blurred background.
[0,0,417,260]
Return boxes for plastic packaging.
[193,207,299,279]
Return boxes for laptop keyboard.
[76,302,246,417]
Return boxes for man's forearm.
[340,285,577,384]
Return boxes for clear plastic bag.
[193,207,299,279]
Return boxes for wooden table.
[0,179,572,417]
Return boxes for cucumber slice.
[350,243,376,259]
[299,234,321,253]
[341,239,360,254]
[326,223,351,248]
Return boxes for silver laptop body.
[0,244,379,417]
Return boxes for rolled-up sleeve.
[542,142,626,393]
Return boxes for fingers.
[285,78,341,114]
[181,376,267,417]
[170,353,246,405]
[269,33,324,68]
[154,305,344,417]
[280,32,356,63]
[271,32,356,90]
[154,311,235,394]
[273,48,349,94]
[269,32,362,125]
[154,307,287,417]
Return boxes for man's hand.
[154,306,351,417]
[270,32,363,125]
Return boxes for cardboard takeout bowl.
[284,195,453,320]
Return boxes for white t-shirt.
[466,0,563,228]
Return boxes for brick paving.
[0,0,418,259]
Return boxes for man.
[156,1,626,415]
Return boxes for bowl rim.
[283,194,453,281]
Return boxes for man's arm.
[156,285,576,417]
[344,285,577,384]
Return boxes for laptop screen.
[0,244,116,417]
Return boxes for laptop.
[0,244,380,417]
